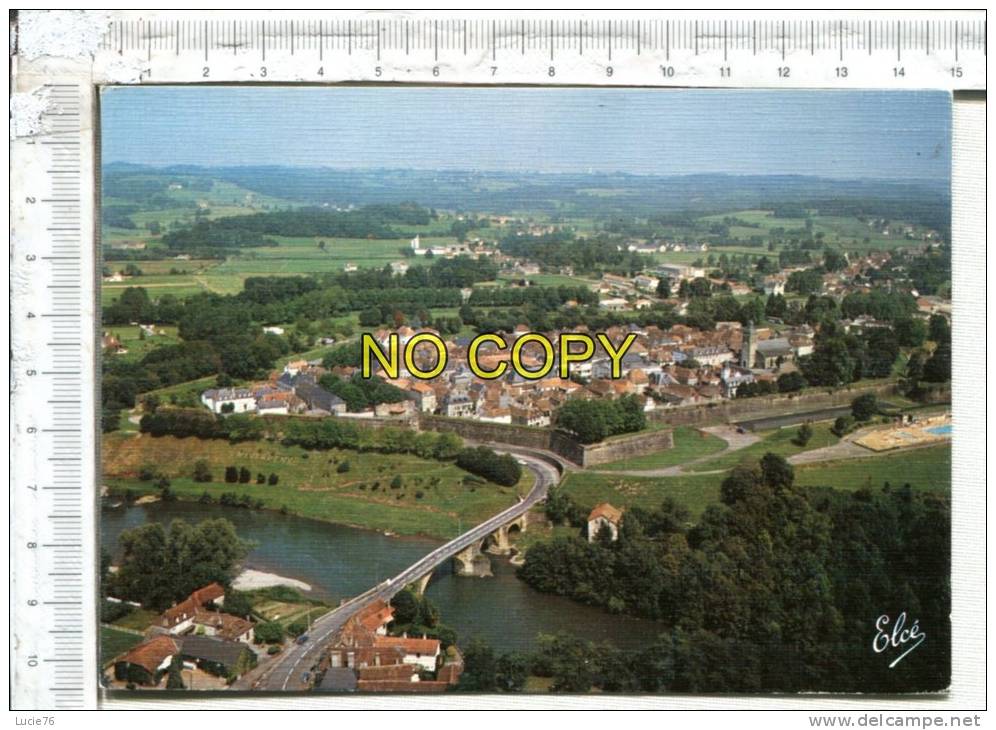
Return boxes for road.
[233,449,560,692]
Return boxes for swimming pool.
[926,424,952,436]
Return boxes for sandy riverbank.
[233,568,312,592]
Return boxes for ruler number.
[260,66,267,78]
[25,196,36,204]
[548,66,556,77]
[433,66,440,77]
[27,655,38,668]
[836,67,848,78]
[893,67,905,77]
[27,599,37,606]
[606,66,613,77]
[660,66,675,78]
[202,66,210,78]
[317,67,324,76]
[26,254,36,261]
[778,66,790,78]
[375,66,382,77]
[951,67,963,78]
[719,66,731,78]
[490,66,498,76]
[27,541,36,549]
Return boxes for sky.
[101,86,951,181]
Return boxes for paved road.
[233,449,560,692]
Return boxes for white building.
[587,503,623,543]
[201,388,257,414]
[599,297,630,311]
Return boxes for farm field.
[102,433,532,540]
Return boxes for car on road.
[296,634,310,645]
[735,426,747,434]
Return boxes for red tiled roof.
[114,636,179,675]
[588,503,623,524]
[373,636,440,656]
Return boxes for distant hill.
[102,163,950,231]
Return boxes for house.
[373,636,441,673]
[754,338,795,369]
[262,325,285,335]
[295,382,347,415]
[201,388,257,414]
[317,667,359,692]
[179,635,257,680]
[192,610,254,644]
[356,599,395,636]
[587,503,623,542]
[112,635,180,686]
[633,274,660,293]
[390,261,410,276]
[762,276,786,296]
[598,297,629,311]
[158,582,226,634]
[406,381,437,413]
[343,263,358,272]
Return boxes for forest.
[516,452,950,693]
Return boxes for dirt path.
[593,425,762,478]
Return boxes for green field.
[558,442,951,523]
[109,607,161,632]
[100,626,144,665]
[560,470,723,518]
[794,443,951,493]
[597,426,727,471]
[103,325,181,361]
[102,433,532,540]
[687,421,840,473]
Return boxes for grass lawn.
[687,420,840,473]
[794,443,951,494]
[103,325,181,362]
[100,626,144,665]
[559,470,723,519]
[597,426,726,471]
[109,607,160,633]
[102,433,532,540]
[558,443,950,525]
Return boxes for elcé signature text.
[873,611,926,668]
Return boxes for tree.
[254,621,285,645]
[760,452,794,490]
[655,278,671,299]
[823,249,848,272]
[794,422,813,446]
[893,318,928,348]
[777,371,807,393]
[268,473,279,485]
[165,656,185,689]
[390,589,420,625]
[922,341,951,383]
[224,466,238,483]
[114,519,248,610]
[238,466,251,484]
[459,638,497,691]
[928,314,951,344]
[851,393,878,421]
[495,651,529,692]
[223,590,253,619]
[192,460,212,483]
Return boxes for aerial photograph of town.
[97,87,952,696]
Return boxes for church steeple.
[741,320,757,369]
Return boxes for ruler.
[10,80,98,709]
[6,9,985,710]
[87,11,985,89]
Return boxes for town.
[97,85,953,695]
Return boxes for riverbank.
[233,568,312,592]
[101,433,534,541]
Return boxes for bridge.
[235,448,562,692]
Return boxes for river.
[101,501,665,652]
